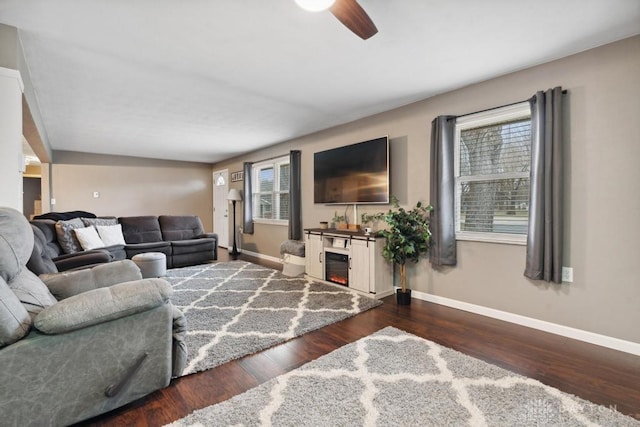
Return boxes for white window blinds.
[252,156,290,223]
[455,103,531,244]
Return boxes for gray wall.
[212,35,640,343]
[50,151,214,230]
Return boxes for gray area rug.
[165,261,381,376]
[168,326,639,427]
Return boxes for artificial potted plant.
[360,212,384,234]
[380,197,432,305]
[333,212,348,229]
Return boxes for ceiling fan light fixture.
[295,0,336,12]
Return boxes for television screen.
[314,136,389,204]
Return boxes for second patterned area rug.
[169,326,639,427]
[165,261,382,376]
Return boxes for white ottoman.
[132,252,167,278]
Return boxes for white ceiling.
[2,0,639,163]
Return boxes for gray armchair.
[0,207,187,426]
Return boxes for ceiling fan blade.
[330,0,378,40]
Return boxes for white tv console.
[304,228,394,299]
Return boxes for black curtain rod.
[253,152,291,164]
[450,89,567,120]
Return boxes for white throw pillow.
[74,226,105,250]
[96,224,126,246]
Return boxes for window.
[252,155,290,224]
[455,102,531,244]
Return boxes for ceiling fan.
[295,0,378,40]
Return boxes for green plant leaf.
[380,199,433,282]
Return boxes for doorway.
[23,177,41,219]
[213,169,229,248]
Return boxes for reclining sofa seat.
[159,215,218,267]
[118,216,172,265]
[29,219,125,273]
[26,225,112,275]
[0,207,187,426]
[119,215,217,268]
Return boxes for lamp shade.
[295,0,335,12]
[227,189,242,201]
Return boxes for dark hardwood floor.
[81,249,640,426]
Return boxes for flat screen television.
[314,136,390,204]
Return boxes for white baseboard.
[233,251,640,356]
[241,249,283,265]
[409,289,640,356]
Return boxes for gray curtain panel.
[524,87,564,283]
[242,162,254,235]
[288,150,302,240]
[429,115,457,266]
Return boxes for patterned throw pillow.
[54,218,85,254]
[81,217,118,227]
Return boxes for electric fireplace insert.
[325,251,348,286]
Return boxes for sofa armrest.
[171,306,187,376]
[197,233,218,259]
[1,304,173,426]
[40,259,143,300]
[35,278,172,334]
[197,232,218,240]
[53,249,112,271]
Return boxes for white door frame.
[213,169,229,248]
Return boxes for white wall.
[0,67,24,211]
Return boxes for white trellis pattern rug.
[165,261,382,376]
[168,326,639,427]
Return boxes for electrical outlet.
[50,198,56,205]
[93,191,100,198]
[561,267,573,283]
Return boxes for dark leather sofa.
[29,219,126,275]
[119,215,218,268]
[29,214,218,273]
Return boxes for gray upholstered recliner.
[0,207,187,427]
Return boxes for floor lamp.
[227,189,242,260]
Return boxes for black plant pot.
[396,289,412,305]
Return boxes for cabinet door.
[305,234,324,280]
[349,239,371,293]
